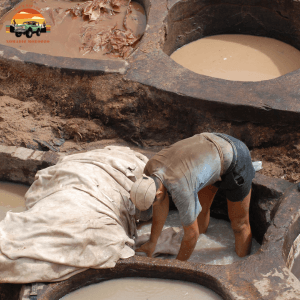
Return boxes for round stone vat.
[0,0,150,72]
[1,146,300,299]
[59,278,224,300]
[125,0,300,126]
[1,0,300,150]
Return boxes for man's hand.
[137,189,169,258]
[176,219,199,261]
[135,240,156,257]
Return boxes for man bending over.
[130,133,255,261]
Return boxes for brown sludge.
[170,34,300,81]
[0,0,146,59]
[0,181,28,221]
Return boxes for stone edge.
[0,145,64,185]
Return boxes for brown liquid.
[170,34,300,81]
[0,181,28,221]
[60,278,223,300]
[0,0,146,59]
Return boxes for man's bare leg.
[197,185,219,234]
[227,189,252,257]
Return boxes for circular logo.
[8,9,49,38]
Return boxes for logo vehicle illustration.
[7,8,50,38]
[14,21,43,38]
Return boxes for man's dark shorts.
[212,133,255,202]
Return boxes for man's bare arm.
[176,219,199,261]
[136,192,169,257]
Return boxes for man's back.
[144,133,222,226]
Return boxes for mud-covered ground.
[0,95,164,156]
[251,145,300,183]
[1,95,299,183]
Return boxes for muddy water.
[0,0,146,59]
[0,181,28,221]
[170,34,300,81]
[137,211,260,265]
[60,278,223,300]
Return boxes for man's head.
[130,175,165,211]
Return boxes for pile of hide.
[0,146,147,283]
[41,0,140,57]
[39,0,140,57]
[70,0,139,57]
[68,0,130,20]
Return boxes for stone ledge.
[251,173,295,244]
[0,146,64,185]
